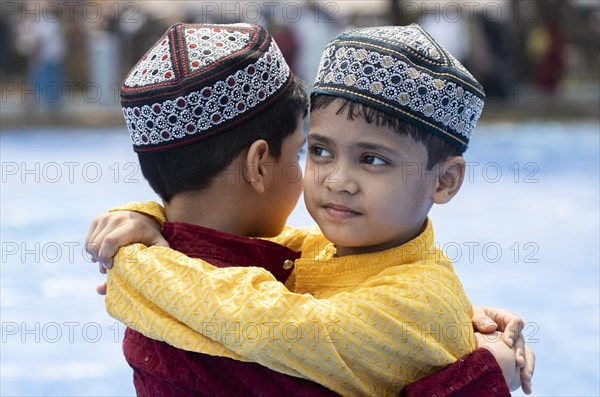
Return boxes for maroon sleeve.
[400,348,511,397]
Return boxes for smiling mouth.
[322,203,362,220]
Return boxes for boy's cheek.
[304,160,326,183]
[303,172,324,204]
[302,165,317,189]
[303,158,312,176]
[302,180,318,215]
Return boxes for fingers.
[471,306,499,333]
[480,306,525,347]
[85,216,104,261]
[96,282,107,295]
[86,210,166,276]
[85,214,117,269]
[96,221,169,267]
[85,216,101,252]
[514,334,526,368]
[521,345,535,394]
[503,316,525,348]
[97,223,139,268]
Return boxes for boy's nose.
[323,162,359,195]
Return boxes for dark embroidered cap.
[312,24,485,150]
[121,23,292,152]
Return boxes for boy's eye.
[362,155,387,165]
[311,146,333,158]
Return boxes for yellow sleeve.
[109,201,166,226]
[105,201,316,251]
[106,245,475,397]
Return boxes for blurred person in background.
[16,3,65,116]
[528,2,565,95]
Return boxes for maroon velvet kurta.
[400,348,510,397]
[122,221,509,396]
[123,222,339,396]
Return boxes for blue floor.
[1,122,599,396]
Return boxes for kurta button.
[283,259,294,270]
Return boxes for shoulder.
[358,261,472,314]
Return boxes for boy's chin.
[321,228,367,250]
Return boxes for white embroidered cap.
[121,23,291,152]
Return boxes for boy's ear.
[431,156,465,204]
[244,139,270,194]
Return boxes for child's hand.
[520,342,535,395]
[472,306,536,394]
[471,306,525,363]
[475,332,522,391]
[85,210,168,270]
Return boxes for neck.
[165,185,247,237]
[335,219,428,257]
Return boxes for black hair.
[310,94,463,169]
[138,76,308,202]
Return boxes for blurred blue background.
[1,1,599,396]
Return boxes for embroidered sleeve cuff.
[109,201,166,226]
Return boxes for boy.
[90,24,532,396]
[98,21,339,396]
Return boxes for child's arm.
[88,206,533,394]
[400,347,509,397]
[471,305,535,394]
[106,244,473,397]
[401,308,536,396]
[86,202,168,269]
[86,201,315,267]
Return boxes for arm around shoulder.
[107,248,476,397]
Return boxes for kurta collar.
[294,218,437,291]
[162,222,300,282]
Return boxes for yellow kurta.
[106,202,475,397]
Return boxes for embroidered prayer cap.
[121,22,292,152]
[312,24,485,151]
